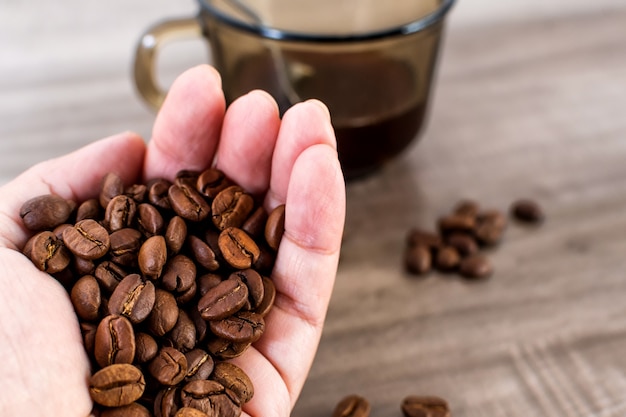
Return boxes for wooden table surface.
[3,1,626,416]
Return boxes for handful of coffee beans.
[19,169,286,417]
[405,198,544,280]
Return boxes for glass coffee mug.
[134,0,456,178]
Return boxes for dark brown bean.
[231,269,264,310]
[104,195,137,232]
[264,204,285,251]
[211,361,254,404]
[175,170,200,189]
[161,254,197,294]
[125,183,147,203]
[211,185,254,230]
[196,168,232,199]
[137,203,165,237]
[445,233,478,257]
[166,309,197,353]
[94,261,127,293]
[459,254,493,280]
[147,289,179,337]
[80,322,98,357]
[108,273,156,324]
[100,402,152,417]
[139,235,168,280]
[20,194,73,231]
[63,219,110,260]
[511,198,544,223]
[209,311,265,344]
[135,332,159,363]
[241,206,268,238]
[28,230,71,273]
[434,246,461,271]
[148,178,172,210]
[109,228,142,267]
[148,347,188,386]
[198,275,248,321]
[168,184,211,222]
[218,227,260,270]
[99,173,125,209]
[437,214,476,235]
[187,235,219,271]
[94,314,136,368]
[154,387,180,417]
[89,364,145,407]
[404,244,431,275]
[401,395,450,417]
[175,407,209,417]
[76,198,101,222]
[254,276,276,317]
[180,380,241,417]
[406,228,443,250]
[332,394,371,417]
[165,215,187,255]
[206,337,250,360]
[453,199,480,218]
[184,349,214,381]
[70,275,101,322]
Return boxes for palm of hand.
[0,65,345,417]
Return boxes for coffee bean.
[63,219,111,260]
[175,280,198,305]
[197,168,232,199]
[212,361,254,404]
[198,275,249,321]
[108,273,156,324]
[477,209,507,230]
[175,170,201,189]
[125,183,148,203]
[100,402,152,417]
[511,198,544,223]
[232,269,264,310]
[187,235,219,271]
[453,199,480,218]
[169,183,211,222]
[154,387,181,417]
[137,203,165,237]
[135,332,159,363]
[20,194,73,231]
[445,233,478,257]
[94,261,127,293]
[73,256,96,275]
[434,246,460,271]
[206,337,250,360]
[148,347,188,386]
[209,311,265,344]
[218,227,260,270]
[474,221,504,247]
[161,254,197,294]
[109,228,142,267]
[148,178,172,210]
[76,198,102,222]
[437,214,476,235]
[28,230,71,273]
[81,322,98,357]
[241,206,268,238]
[404,244,431,275]
[401,395,450,417]
[94,314,136,367]
[166,309,197,353]
[189,308,209,343]
[71,275,102,322]
[175,408,209,417]
[406,228,442,250]
[89,364,145,407]
[459,254,493,280]
[254,276,276,317]
[332,394,371,417]
[184,349,214,381]
[105,195,137,232]
[99,173,125,209]
[139,235,168,280]
[147,289,179,337]
[180,380,241,417]
[252,244,275,274]
[212,185,254,230]
[265,204,285,251]
[165,216,187,255]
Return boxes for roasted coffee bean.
[166,309,197,353]
[108,273,156,324]
[148,347,188,386]
[89,363,145,407]
[218,227,260,270]
[105,195,137,232]
[253,244,275,274]
[94,261,127,293]
[180,380,241,417]
[211,185,254,230]
[81,322,98,357]
[401,395,450,417]
[197,273,223,298]
[511,198,544,223]
[175,170,201,189]
[94,314,136,367]
[445,233,478,257]
[99,173,125,209]
[198,275,249,321]
[404,244,431,275]
[437,214,476,235]
[165,216,187,255]
[406,228,442,250]
[148,178,172,210]
[20,194,73,231]
[231,269,264,310]
[332,394,371,417]
[52,223,72,240]
[135,332,159,363]
[478,209,507,230]
[187,235,219,271]
[63,219,110,260]
[265,204,285,251]
[125,183,148,203]
[206,336,250,360]
[74,255,96,276]
[100,402,152,417]
[197,168,232,199]
[474,221,505,247]
[459,254,493,280]
[76,198,102,222]
[212,361,254,404]
[154,387,180,417]
[28,230,71,273]
[176,280,198,305]
[190,308,209,343]
[139,235,168,280]
[453,199,480,218]
[241,206,268,238]
[184,349,214,381]
[109,228,142,267]
[137,203,165,237]
[147,289,179,336]
[169,183,211,222]
[175,408,209,417]
[161,254,196,294]
[255,276,276,317]
[209,311,265,344]
[71,275,102,322]
[435,246,461,271]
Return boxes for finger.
[144,65,226,181]
[215,90,281,196]
[254,143,345,403]
[0,131,146,250]
[265,100,337,209]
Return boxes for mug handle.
[133,17,203,110]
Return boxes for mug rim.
[198,0,456,42]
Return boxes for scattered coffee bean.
[18,168,286,416]
[511,198,544,223]
[332,394,371,417]
[404,244,432,275]
[459,254,493,280]
[401,395,450,417]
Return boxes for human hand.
[0,65,345,416]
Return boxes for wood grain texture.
[2,1,626,416]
